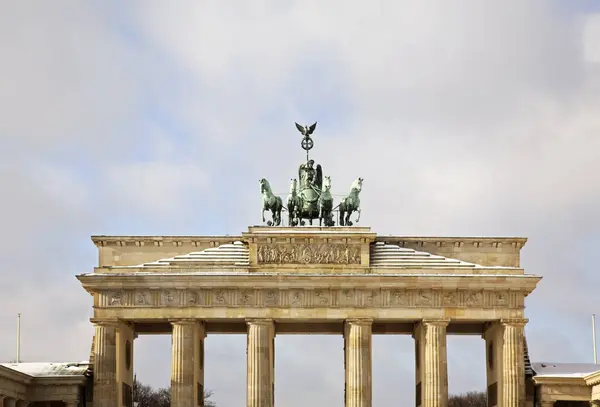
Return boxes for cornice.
[0,365,33,384]
[92,235,242,248]
[585,370,600,386]
[78,273,540,290]
[91,234,527,249]
[376,236,527,249]
[533,376,588,386]
[30,376,87,386]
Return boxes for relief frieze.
[256,243,361,264]
[100,289,522,309]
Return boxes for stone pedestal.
[246,319,275,407]
[92,320,118,407]
[415,319,449,407]
[344,319,372,407]
[171,319,204,407]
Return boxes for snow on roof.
[1,362,90,377]
[370,241,515,269]
[532,362,600,378]
[115,240,506,271]
[125,241,249,268]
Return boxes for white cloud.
[105,161,210,216]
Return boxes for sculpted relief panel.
[256,244,361,264]
[100,289,523,309]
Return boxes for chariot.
[260,122,363,227]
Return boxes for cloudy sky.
[2,0,600,405]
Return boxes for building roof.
[1,362,90,377]
[110,240,518,271]
[531,362,600,378]
[126,241,249,268]
[371,242,487,268]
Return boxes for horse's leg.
[262,207,265,223]
[356,207,361,223]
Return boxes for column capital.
[345,318,373,326]
[246,318,275,326]
[169,318,201,325]
[420,318,450,327]
[90,317,122,327]
[500,318,528,327]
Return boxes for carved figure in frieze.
[314,290,329,305]
[136,291,150,305]
[162,291,175,305]
[215,290,226,304]
[391,290,409,305]
[256,244,361,265]
[443,291,458,306]
[495,292,508,306]
[265,290,278,305]
[416,291,431,306]
[466,291,483,306]
[290,291,302,305]
[110,291,122,306]
[188,291,198,305]
[240,290,253,305]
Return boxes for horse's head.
[351,177,363,192]
[259,178,270,194]
[289,178,298,193]
[323,175,332,191]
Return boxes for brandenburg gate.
[77,123,541,407]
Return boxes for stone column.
[415,319,449,407]
[171,319,203,407]
[501,319,527,407]
[246,319,275,407]
[92,320,119,407]
[344,318,372,407]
